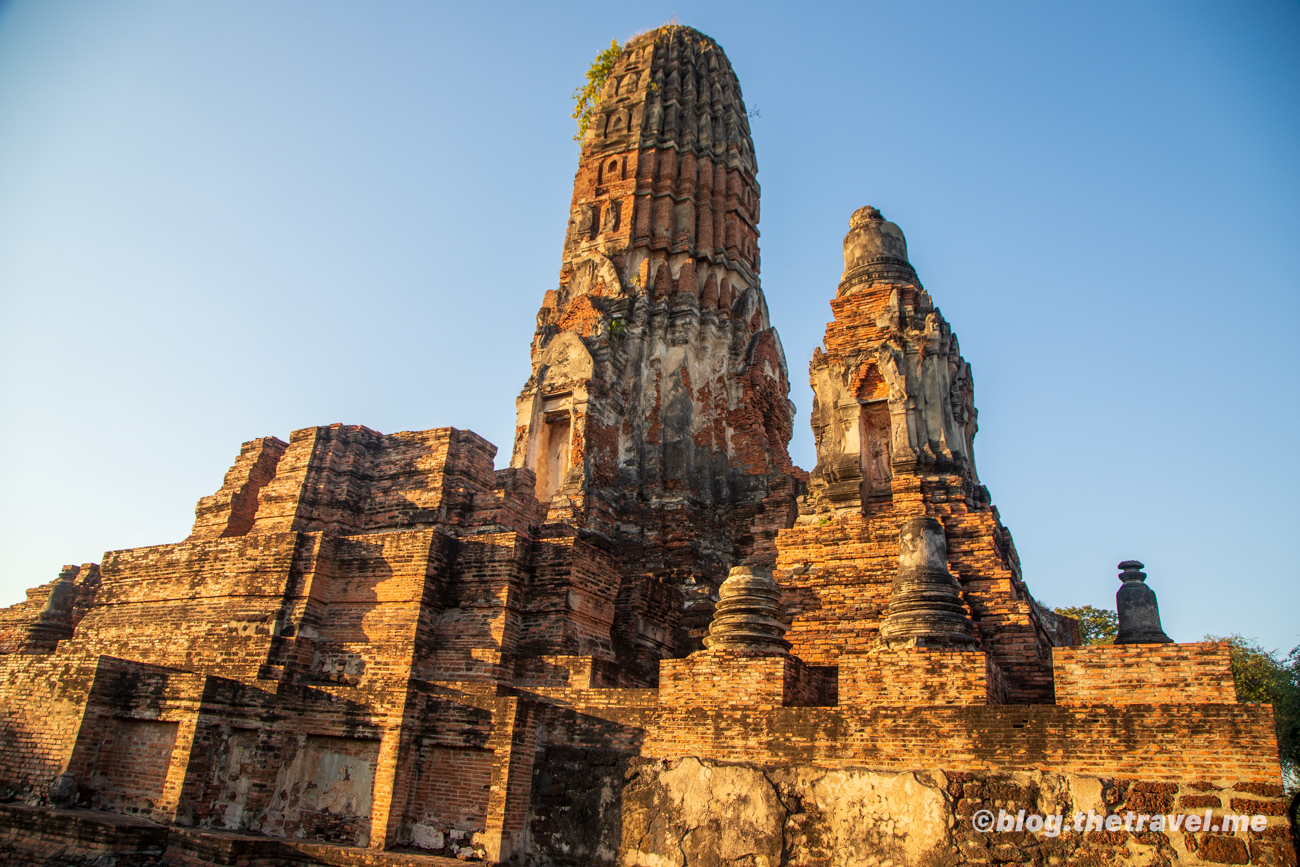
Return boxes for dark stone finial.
[879,516,979,649]
[1114,560,1173,644]
[701,565,791,654]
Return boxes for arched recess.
[529,332,593,503]
[855,359,892,510]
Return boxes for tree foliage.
[572,40,623,142]
[1054,605,1117,646]
[1206,634,1299,789]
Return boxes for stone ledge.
[0,803,466,867]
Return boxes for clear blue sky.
[1,1,1296,653]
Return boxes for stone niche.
[533,393,574,503]
[81,718,180,816]
[263,735,380,847]
[512,331,591,510]
[858,394,892,508]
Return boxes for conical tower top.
[559,26,762,288]
[582,26,757,176]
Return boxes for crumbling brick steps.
[0,803,465,867]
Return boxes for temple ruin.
[0,25,1291,867]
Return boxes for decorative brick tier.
[838,647,1009,706]
[1053,642,1239,706]
[658,651,825,708]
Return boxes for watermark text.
[971,808,1269,837]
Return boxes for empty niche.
[598,157,619,185]
[534,395,573,503]
[85,717,179,815]
[404,744,493,849]
[269,735,380,847]
[212,727,259,830]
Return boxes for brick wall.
[778,506,1059,703]
[189,436,286,539]
[524,757,1295,867]
[403,744,493,835]
[514,533,621,663]
[838,648,1008,706]
[269,735,380,847]
[1053,642,1238,705]
[66,534,299,682]
[0,653,98,795]
[636,703,1280,780]
[659,652,825,709]
[80,718,179,815]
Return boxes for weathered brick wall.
[0,653,98,795]
[838,648,1008,706]
[61,659,208,823]
[777,505,1059,703]
[525,756,1296,867]
[777,513,895,663]
[67,534,299,682]
[270,734,380,847]
[659,652,824,709]
[514,654,622,689]
[611,569,683,686]
[530,681,1282,784]
[247,425,499,537]
[637,703,1280,780]
[0,582,53,652]
[403,744,493,839]
[468,467,547,535]
[1054,642,1238,705]
[306,530,449,690]
[514,532,621,664]
[419,531,530,682]
[79,718,179,814]
[172,676,391,836]
[189,436,286,540]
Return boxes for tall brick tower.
[511,26,801,640]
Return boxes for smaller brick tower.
[777,207,1069,702]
